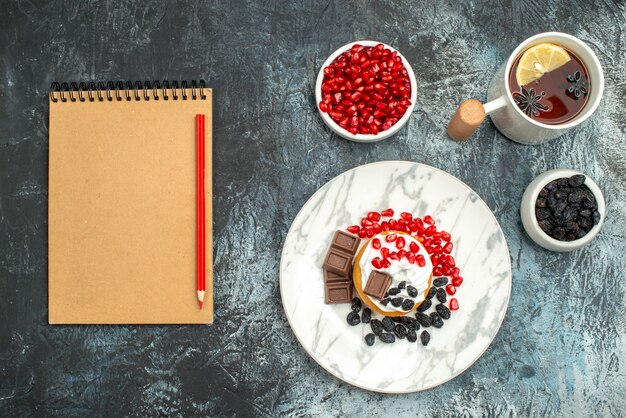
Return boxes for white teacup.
[449,32,604,144]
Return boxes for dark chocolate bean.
[347,312,360,326]
[415,312,432,327]
[568,174,585,187]
[417,299,432,312]
[370,319,383,336]
[430,312,444,328]
[379,333,396,344]
[394,324,407,339]
[433,277,448,287]
[406,285,418,298]
[436,303,451,319]
[382,317,395,332]
[436,287,447,303]
[401,299,415,311]
[361,308,371,324]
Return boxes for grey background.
[1,0,625,416]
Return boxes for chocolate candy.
[325,281,353,304]
[330,230,361,256]
[364,270,392,301]
[322,230,359,305]
[323,248,352,276]
[324,269,349,284]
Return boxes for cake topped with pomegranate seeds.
[353,231,433,317]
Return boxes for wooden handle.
[448,99,486,141]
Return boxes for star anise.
[565,70,588,99]
[513,88,548,117]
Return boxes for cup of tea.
[448,32,604,144]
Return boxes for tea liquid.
[508,47,590,125]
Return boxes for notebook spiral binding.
[49,80,207,103]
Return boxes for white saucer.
[280,161,511,393]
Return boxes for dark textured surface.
[1,1,625,416]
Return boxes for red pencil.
[196,114,206,309]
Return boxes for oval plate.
[280,161,511,393]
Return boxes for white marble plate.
[280,161,511,393]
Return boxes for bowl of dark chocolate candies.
[520,169,605,252]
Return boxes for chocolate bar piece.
[364,270,392,300]
[324,269,350,284]
[330,230,361,256]
[325,281,353,304]
[322,248,352,276]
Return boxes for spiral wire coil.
[49,80,207,103]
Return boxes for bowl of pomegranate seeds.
[316,41,417,142]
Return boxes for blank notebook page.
[48,87,213,324]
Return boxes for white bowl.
[315,40,417,143]
[520,169,605,252]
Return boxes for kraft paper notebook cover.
[48,81,213,324]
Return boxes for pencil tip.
[198,300,203,310]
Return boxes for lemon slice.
[515,43,571,86]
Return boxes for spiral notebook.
[48,80,213,324]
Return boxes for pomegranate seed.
[424,215,435,225]
[423,238,432,247]
[398,250,407,258]
[389,219,398,230]
[451,267,460,278]
[385,233,397,243]
[367,211,381,221]
[443,265,452,275]
[319,101,328,112]
[441,231,451,241]
[409,241,419,253]
[372,223,381,234]
[432,238,442,246]
[329,110,342,120]
[372,238,381,250]
[381,208,394,217]
[380,221,390,232]
[389,252,400,261]
[347,225,360,234]
[358,228,367,238]
[425,225,436,236]
[351,44,364,52]
[408,221,418,232]
[449,298,459,310]
[400,212,412,221]
[433,267,442,276]
[381,247,390,258]
[445,284,456,295]
[443,242,453,254]
[381,258,391,268]
[397,219,407,228]
[323,66,334,77]
[361,218,373,227]
[366,228,374,238]
[407,253,416,264]
[416,254,426,267]
[452,277,463,287]
[447,255,456,267]
[431,246,442,255]
[395,236,405,249]
[371,257,382,269]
